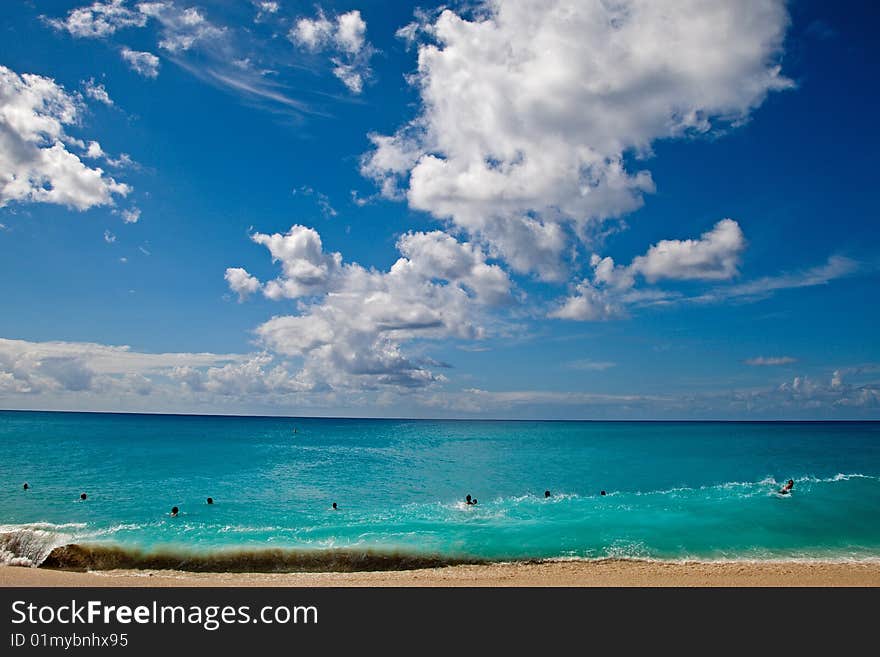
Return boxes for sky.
[0,0,878,419]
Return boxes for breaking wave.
[39,544,485,572]
[0,523,83,567]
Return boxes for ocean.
[2,411,879,570]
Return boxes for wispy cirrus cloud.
[551,227,861,323]
[689,255,859,304]
[45,1,327,116]
[179,62,317,116]
[566,359,616,371]
[745,356,797,366]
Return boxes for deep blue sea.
[2,411,879,570]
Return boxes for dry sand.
[3,560,880,587]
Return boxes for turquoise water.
[2,411,880,569]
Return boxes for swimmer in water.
[544,490,551,498]
[332,502,338,510]
[778,479,794,495]
[23,482,29,491]
[600,490,606,496]
[80,492,87,501]
[206,497,214,505]
[170,506,179,517]
[472,498,478,505]
[465,494,474,505]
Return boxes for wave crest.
[0,525,78,567]
[40,544,485,573]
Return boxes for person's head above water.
[600,490,606,496]
[332,502,337,510]
[80,492,87,500]
[206,497,213,505]
[23,482,29,490]
[170,506,179,516]
[466,494,472,503]
[544,490,551,498]
[788,479,794,485]
[472,498,477,505]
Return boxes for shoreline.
[3,559,880,587]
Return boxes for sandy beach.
[2,560,879,587]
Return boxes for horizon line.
[0,408,877,423]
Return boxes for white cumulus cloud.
[120,48,160,78]
[550,279,623,322]
[226,226,512,389]
[120,207,140,223]
[137,2,226,53]
[47,0,148,38]
[224,267,261,301]
[631,219,746,282]
[253,1,280,21]
[290,9,374,93]
[0,65,131,210]
[362,0,792,279]
[83,78,114,106]
[170,354,310,396]
[247,225,343,300]
[552,219,746,320]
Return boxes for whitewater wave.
[313,472,878,524]
[420,473,878,508]
[0,521,154,567]
[0,524,80,567]
[11,540,880,572]
[39,544,485,572]
[599,472,878,499]
[797,473,876,483]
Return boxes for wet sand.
[3,560,880,587]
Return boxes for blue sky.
[0,0,878,419]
